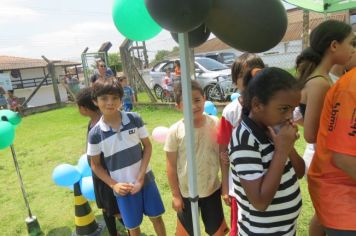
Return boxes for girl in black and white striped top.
[229,67,305,236]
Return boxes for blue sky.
[0,0,295,62]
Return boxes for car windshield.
[222,53,236,63]
[196,57,228,71]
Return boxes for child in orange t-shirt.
[308,68,356,235]
[174,60,181,80]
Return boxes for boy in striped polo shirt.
[87,78,166,236]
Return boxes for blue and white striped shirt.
[87,111,152,184]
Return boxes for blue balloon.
[231,92,241,101]
[204,101,217,116]
[80,177,96,201]
[77,154,92,177]
[52,164,81,187]
[212,107,218,116]
[67,184,74,191]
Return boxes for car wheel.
[153,85,163,99]
[205,84,223,101]
[160,90,175,103]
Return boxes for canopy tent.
[284,0,356,13]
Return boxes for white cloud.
[0,5,41,24]
[0,45,26,55]
[31,21,115,46]
[26,21,124,60]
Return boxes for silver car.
[149,57,233,101]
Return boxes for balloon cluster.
[0,110,21,150]
[112,0,287,52]
[204,101,218,116]
[52,154,95,201]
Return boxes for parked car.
[196,52,236,67]
[149,57,234,101]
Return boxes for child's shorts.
[123,103,133,112]
[116,179,165,229]
[177,188,227,235]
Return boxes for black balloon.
[171,24,211,48]
[206,0,287,53]
[145,0,213,33]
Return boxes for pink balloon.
[152,126,169,144]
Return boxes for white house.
[0,56,81,107]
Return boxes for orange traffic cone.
[72,182,104,236]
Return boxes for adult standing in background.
[90,59,114,86]
[64,74,80,96]
[0,86,8,109]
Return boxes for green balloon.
[0,121,15,149]
[112,0,161,41]
[0,109,21,126]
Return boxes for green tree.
[108,53,122,74]
[154,50,170,62]
[172,46,179,53]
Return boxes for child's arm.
[131,94,136,104]
[289,148,305,179]
[233,124,297,211]
[130,137,152,194]
[303,79,330,143]
[217,117,233,205]
[131,88,136,104]
[90,155,133,195]
[166,151,184,212]
[238,152,288,211]
[219,144,230,206]
[333,152,356,180]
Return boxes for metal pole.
[178,32,201,236]
[10,145,33,218]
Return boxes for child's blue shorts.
[116,179,165,229]
[123,103,133,112]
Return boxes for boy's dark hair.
[7,90,14,94]
[242,68,263,89]
[91,77,124,100]
[243,67,299,111]
[296,20,352,86]
[174,80,204,104]
[76,87,99,111]
[231,53,265,84]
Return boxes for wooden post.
[142,41,149,69]
[302,10,310,50]
[42,56,61,104]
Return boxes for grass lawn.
[0,105,312,235]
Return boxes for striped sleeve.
[230,128,263,181]
[87,127,101,156]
